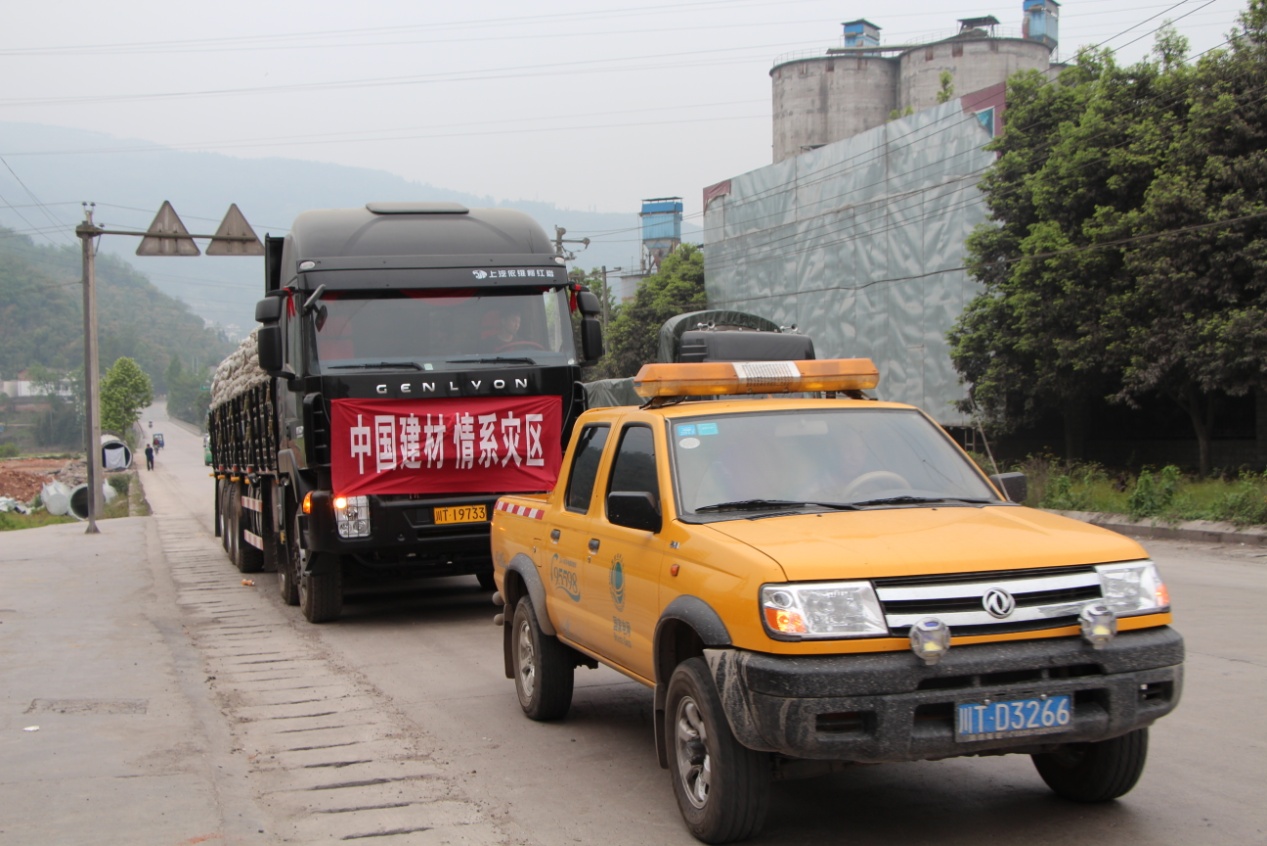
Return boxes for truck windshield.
[671,407,1001,518]
[311,287,578,368]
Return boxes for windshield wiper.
[445,356,536,365]
[695,499,858,513]
[325,361,423,370]
[850,495,993,507]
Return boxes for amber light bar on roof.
[632,359,880,398]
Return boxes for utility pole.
[553,226,590,262]
[76,204,103,534]
[601,266,623,330]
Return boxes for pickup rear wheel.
[511,596,573,720]
[665,657,770,844]
[1032,728,1149,802]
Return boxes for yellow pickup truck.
[490,359,1183,844]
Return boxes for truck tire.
[233,488,264,574]
[223,486,240,563]
[511,596,573,721]
[1032,728,1149,803]
[278,504,302,606]
[665,657,770,844]
[299,553,343,624]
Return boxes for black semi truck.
[208,202,603,622]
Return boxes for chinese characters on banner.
[331,396,563,496]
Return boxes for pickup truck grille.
[874,565,1103,637]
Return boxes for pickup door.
[555,419,663,684]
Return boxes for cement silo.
[898,16,1053,115]
[771,21,899,163]
[769,2,1060,164]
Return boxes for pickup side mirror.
[581,317,603,364]
[607,491,661,532]
[257,324,285,375]
[991,472,1028,503]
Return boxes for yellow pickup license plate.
[434,504,488,525]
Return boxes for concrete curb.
[1051,510,1267,547]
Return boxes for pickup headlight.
[760,581,887,640]
[1095,561,1169,616]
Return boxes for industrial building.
[702,2,1062,426]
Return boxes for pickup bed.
[490,358,1183,844]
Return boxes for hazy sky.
[0,0,1251,231]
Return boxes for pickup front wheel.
[1032,727,1149,802]
[512,596,573,720]
[665,657,770,844]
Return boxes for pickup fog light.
[909,618,951,665]
[1094,561,1169,616]
[760,582,887,640]
[334,494,370,539]
[1080,602,1117,648]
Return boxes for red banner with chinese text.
[330,396,563,496]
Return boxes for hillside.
[0,226,235,391]
[0,121,700,330]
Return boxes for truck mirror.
[607,491,661,532]
[255,296,283,323]
[257,324,285,375]
[577,290,602,317]
[581,317,603,364]
[990,471,1028,503]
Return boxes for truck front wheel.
[665,657,770,844]
[299,553,343,624]
[511,596,573,720]
[1032,727,1149,802]
[278,504,302,606]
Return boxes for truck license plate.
[434,504,487,525]
[956,694,1072,741]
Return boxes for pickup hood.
[700,505,1147,582]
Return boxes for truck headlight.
[761,581,887,640]
[1094,561,1169,616]
[333,494,370,539]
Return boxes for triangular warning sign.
[206,203,264,256]
[137,201,200,256]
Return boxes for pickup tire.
[1032,727,1149,802]
[512,596,573,720]
[299,553,343,624]
[665,657,770,844]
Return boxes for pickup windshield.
[671,407,1001,518]
[311,287,577,368]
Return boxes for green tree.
[949,50,1145,458]
[1105,9,1267,474]
[100,357,153,444]
[593,244,708,379]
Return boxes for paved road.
[2,400,1265,845]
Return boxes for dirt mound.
[0,458,85,504]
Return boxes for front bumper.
[708,626,1183,763]
[304,491,496,576]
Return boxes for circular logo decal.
[982,587,1016,619]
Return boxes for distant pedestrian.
[145,443,154,470]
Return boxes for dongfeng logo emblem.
[983,587,1016,619]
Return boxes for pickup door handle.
[550,529,561,542]
[588,538,600,553]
